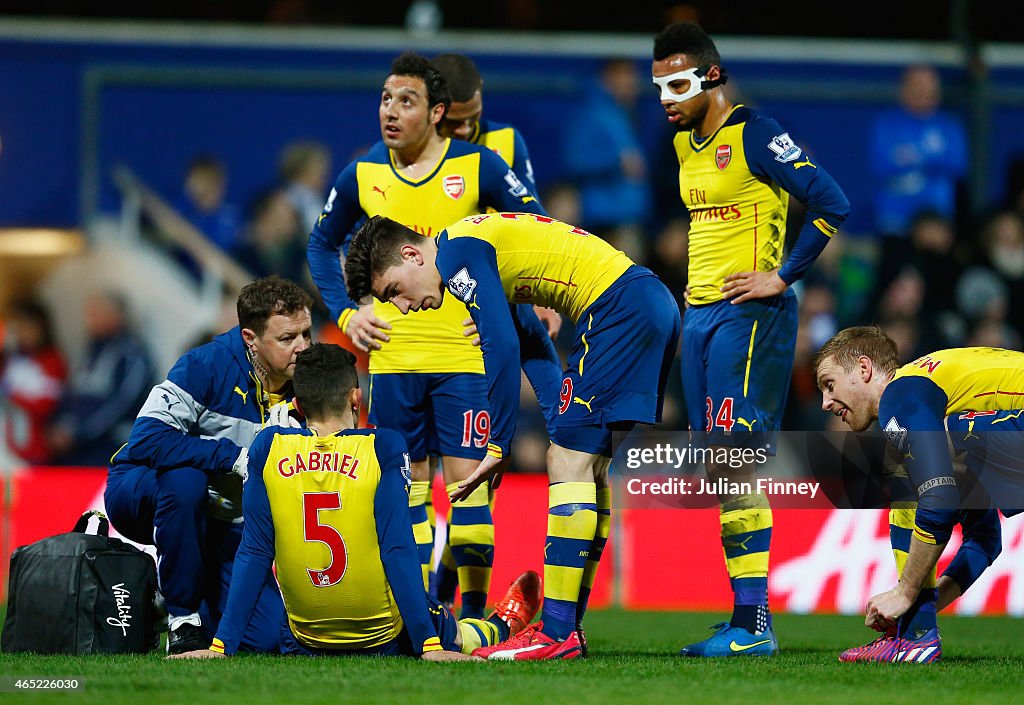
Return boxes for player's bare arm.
[865,537,945,626]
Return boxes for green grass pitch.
[1,610,1020,704]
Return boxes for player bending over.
[815,326,1024,663]
[345,212,680,660]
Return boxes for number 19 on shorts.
[461,410,490,448]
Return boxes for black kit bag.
[1,510,161,654]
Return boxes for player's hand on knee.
[421,649,483,662]
[346,303,392,352]
[533,305,562,340]
[462,317,481,346]
[167,649,225,659]
[721,269,787,304]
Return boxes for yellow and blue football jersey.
[211,426,444,655]
[440,212,633,324]
[308,138,543,375]
[435,213,665,459]
[472,118,538,199]
[879,347,1024,545]
[891,347,1024,415]
[672,106,848,304]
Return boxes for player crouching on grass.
[169,343,540,661]
[814,326,1024,663]
[345,212,680,660]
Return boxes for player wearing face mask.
[652,21,850,658]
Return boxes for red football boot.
[473,622,584,661]
[488,570,542,636]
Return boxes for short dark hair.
[390,51,450,127]
[8,299,56,348]
[293,343,358,422]
[653,21,721,65]
[431,53,482,103]
[186,155,226,179]
[236,276,313,336]
[813,326,901,377]
[344,215,420,303]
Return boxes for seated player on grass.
[814,326,1023,663]
[170,343,540,661]
[345,212,680,660]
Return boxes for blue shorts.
[946,408,1024,517]
[552,268,681,456]
[681,291,797,451]
[280,596,459,657]
[368,372,489,462]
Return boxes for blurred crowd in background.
[3,55,1024,474]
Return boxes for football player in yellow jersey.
[306,52,554,617]
[815,326,1024,663]
[432,53,540,210]
[652,21,850,657]
[169,343,541,661]
[345,212,680,660]
[430,51,561,609]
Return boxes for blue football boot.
[678,622,779,657]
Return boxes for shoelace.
[506,621,544,646]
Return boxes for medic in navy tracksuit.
[105,326,291,653]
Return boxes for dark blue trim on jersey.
[477,119,537,197]
[738,108,850,285]
[435,232,521,458]
[307,140,546,325]
[213,426,283,654]
[514,303,561,435]
[369,427,441,654]
[879,375,960,544]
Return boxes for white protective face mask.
[653,66,710,103]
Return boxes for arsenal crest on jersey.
[443,175,465,199]
[715,144,732,170]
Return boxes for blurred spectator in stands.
[878,315,925,363]
[236,189,311,289]
[978,210,1024,333]
[648,218,689,309]
[786,280,839,431]
[1002,154,1024,215]
[966,318,1022,350]
[278,141,332,235]
[867,64,967,271]
[561,57,652,262]
[872,267,948,357]
[48,293,155,466]
[0,300,67,465]
[867,211,964,346]
[540,182,582,225]
[955,209,1024,338]
[176,155,244,253]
